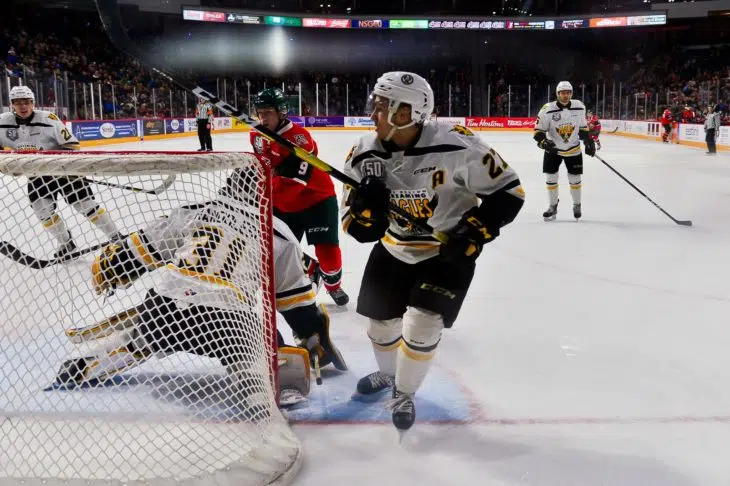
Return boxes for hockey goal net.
[0,151,302,485]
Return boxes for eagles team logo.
[450,124,474,136]
[556,124,575,143]
[401,74,414,85]
[6,128,18,141]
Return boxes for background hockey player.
[195,96,214,151]
[533,81,595,221]
[587,110,602,151]
[55,167,347,406]
[0,85,121,257]
[341,71,524,432]
[251,88,349,306]
[660,107,673,143]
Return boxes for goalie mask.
[368,71,434,141]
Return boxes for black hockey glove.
[346,176,391,243]
[439,207,497,265]
[276,153,313,181]
[583,137,596,157]
[537,138,559,154]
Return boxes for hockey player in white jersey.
[341,71,525,432]
[533,81,595,221]
[52,168,347,406]
[0,85,121,257]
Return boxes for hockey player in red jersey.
[250,88,349,306]
[660,107,673,143]
[587,110,602,151]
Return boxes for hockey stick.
[594,154,692,226]
[93,0,448,243]
[84,174,177,195]
[0,238,113,269]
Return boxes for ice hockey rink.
[10,128,730,485]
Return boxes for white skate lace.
[386,391,414,413]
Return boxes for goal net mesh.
[0,151,301,485]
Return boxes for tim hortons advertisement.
[464,117,536,129]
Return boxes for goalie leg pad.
[367,317,402,377]
[53,329,151,389]
[395,306,443,395]
[65,307,139,344]
[278,346,311,399]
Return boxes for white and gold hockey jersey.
[0,110,78,151]
[125,197,316,313]
[341,122,524,264]
[534,100,589,157]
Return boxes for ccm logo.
[308,227,330,232]
[420,283,457,300]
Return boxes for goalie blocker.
[55,169,347,404]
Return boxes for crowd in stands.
[1,8,727,126]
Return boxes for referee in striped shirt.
[704,104,721,155]
[196,97,214,151]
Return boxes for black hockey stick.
[84,174,176,195]
[594,154,692,226]
[0,238,112,269]
[93,0,448,243]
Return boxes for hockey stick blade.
[0,239,112,269]
[84,174,177,195]
[93,0,446,243]
[594,155,691,227]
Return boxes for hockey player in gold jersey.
[341,71,524,432]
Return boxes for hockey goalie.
[52,167,347,407]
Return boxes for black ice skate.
[388,388,416,433]
[353,371,394,400]
[543,202,558,221]
[327,287,350,306]
[53,238,77,260]
[573,203,582,220]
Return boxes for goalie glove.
[91,233,163,295]
[439,206,496,265]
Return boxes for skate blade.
[350,387,392,403]
[543,216,557,222]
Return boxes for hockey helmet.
[9,85,35,103]
[555,81,573,95]
[254,88,289,114]
[371,71,434,126]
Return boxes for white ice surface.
[14,129,730,485]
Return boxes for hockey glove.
[276,153,313,181]
[440,206,496,265]
[537,139,558,154]
[583,137,596,157]
[345,176,390,243]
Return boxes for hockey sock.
[31,198,71,245]
[368,317,402,376]
[395,307,443,394]
[314,243,342,291]
[546,172,559,206]
[72,199,120,238]
[568,173,582,205]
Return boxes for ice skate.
[352,371,393,401]
[53,238,77,260]
[573,203,582,220]
[327,287,349,306]
[543,202,558,221]
[388,388,416,435]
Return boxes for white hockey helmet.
[9,85,35,103]
[371,71,434,127]
[555,81,573,94]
